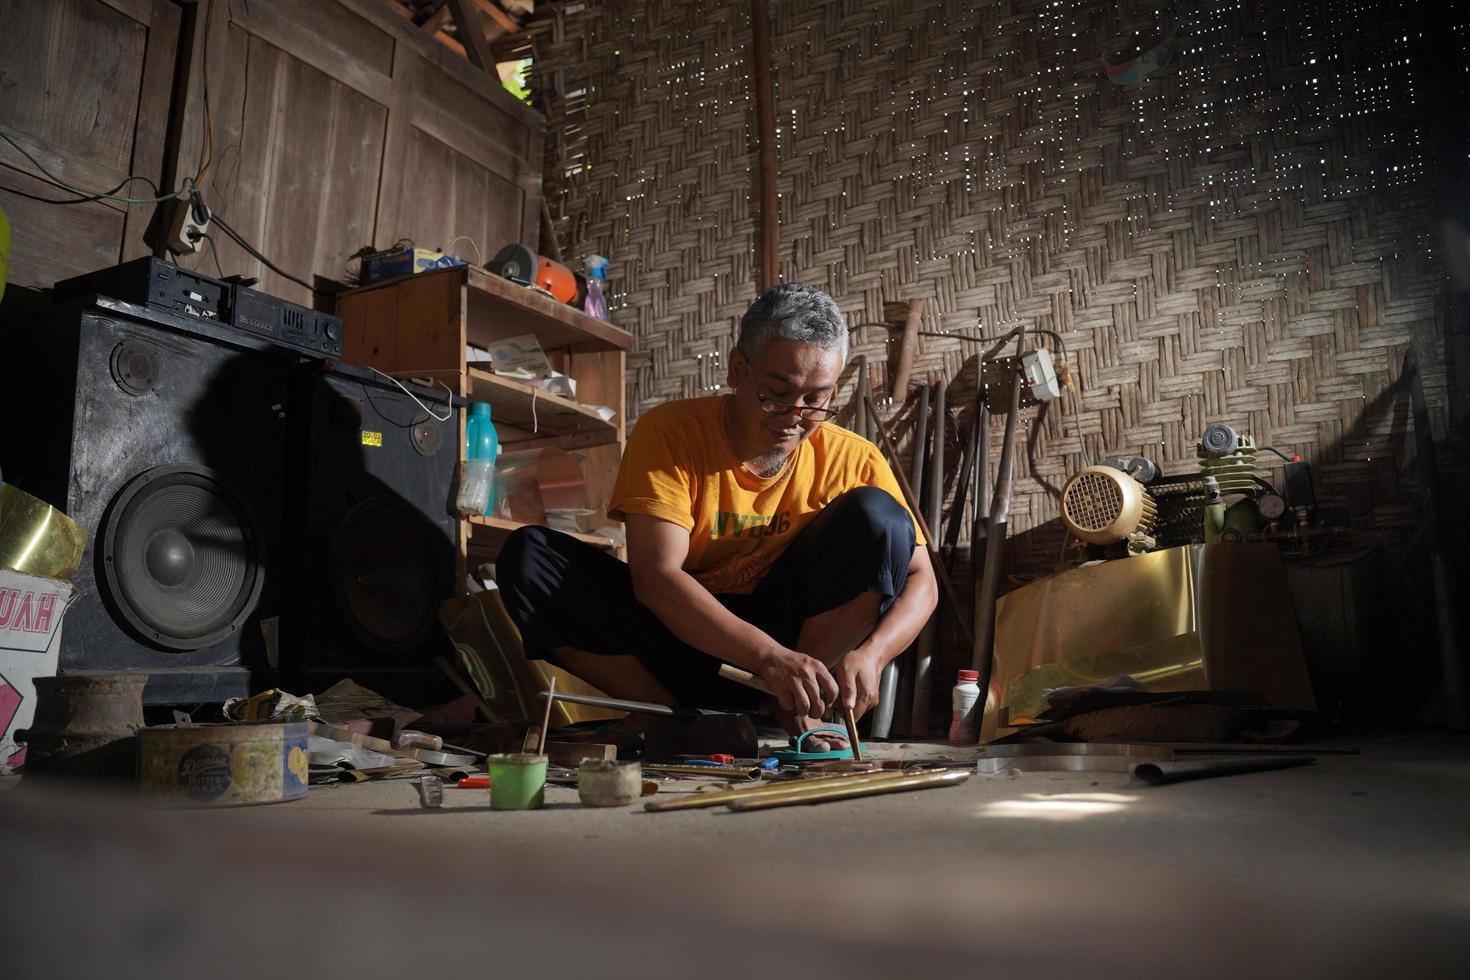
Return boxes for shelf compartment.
[466,515,617,554]
[467,367,618,448]
[464,266,631,353]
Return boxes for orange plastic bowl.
[535,256,578,305]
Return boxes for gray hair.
[736,282,849,364]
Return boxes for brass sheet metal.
[0,483,87,581]
[985,544,1315,740]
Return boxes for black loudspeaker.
[0,297,296,703]
[283,362,457,684]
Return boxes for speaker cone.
[102,465,265,650]
[330,498,440,654]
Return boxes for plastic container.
[584,254,609,321]
[465,401,499,516]
[577,759,642,807]
[487,753,547,810]
[455,458,494,517]
[947,669,982,745]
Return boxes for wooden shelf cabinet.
[336,266,630,585]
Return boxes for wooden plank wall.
[0,0,543,307]
[0,0,178,287]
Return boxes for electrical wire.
[210,211,316,292]
[0,131,183,204]
[0,172,162,206]
[367,366,455,422]
[1259,446,1295,463]
[198,232,225,278]
[445,235,483,265]
[194,0,215,185]
[858,321,1092,467]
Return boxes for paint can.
[18,672,147,778]
[139,721,309,806]
[577,759,642,806]
[487,752,547,810]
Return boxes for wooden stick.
[536,675,557,756]
[727,768,970,811]
[891,298,925,397]
[865,394,975,646]
[719,663,772,694]
[842,707,864,763]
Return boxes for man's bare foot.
[768,701,848,753]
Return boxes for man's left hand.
[833,647,885,719]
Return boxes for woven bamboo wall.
[531,0,1452,567]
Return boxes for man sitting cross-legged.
[497,282,937,752]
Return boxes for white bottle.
[948,669,982,745]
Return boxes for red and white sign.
[0,570,77,772]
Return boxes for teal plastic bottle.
[466,402,499,515]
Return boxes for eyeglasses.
[754,388,839,421]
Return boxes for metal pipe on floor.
[1132,756,1317,785]
[910,377,945,739]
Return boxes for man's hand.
[833,647,885,719]
[757,648,839,718]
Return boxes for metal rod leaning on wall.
[970,328,1025,719]
[886,384,931,738]
[973,395,990,592]
[864,394,974,650]
[1405,349,1469,731]
[910,378,946,738]
[908,383,931,502]
[943,393,982,569]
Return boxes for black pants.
[497,486,916,710]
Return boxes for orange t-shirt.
[607,395,924,595]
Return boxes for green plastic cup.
[487,753,548,810]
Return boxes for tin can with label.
[139,721,309,806]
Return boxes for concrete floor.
[4,735,1468,978]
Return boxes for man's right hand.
[757,648,839,718]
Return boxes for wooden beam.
[749,0,778,291]
[474,0,520,34]
[890,298,925,396]
[433,29,467,60]
[421,1,452,34]
[446,0,494,69]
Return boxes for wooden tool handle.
[718,664,773,695]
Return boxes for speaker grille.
[102,466,265,650]
[331,498,439,654]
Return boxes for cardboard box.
[359,246,465,284]
[0,570,78,772]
